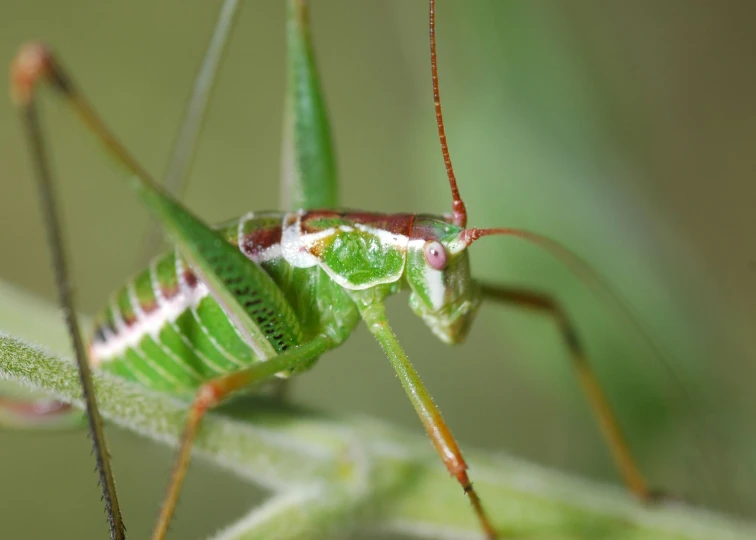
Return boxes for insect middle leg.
[479,282,653,500]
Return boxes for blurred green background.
[1,1,755,538]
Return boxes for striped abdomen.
[89,212,292,393]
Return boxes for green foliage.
[1,285,754,539]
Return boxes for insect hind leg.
[479,282,658,501]
[11,43,126,540]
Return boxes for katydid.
[10,1,666,539]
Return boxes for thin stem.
[2,326,753,540]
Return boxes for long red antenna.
[429,0,467,228]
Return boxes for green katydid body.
[10,1,661,537]
[91,210,479,393]
[11,0,508,536]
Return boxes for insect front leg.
[479,282,656,500]
[357,301,499,540]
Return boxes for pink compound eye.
[424,241,447,270]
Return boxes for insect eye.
[423,241,447,270]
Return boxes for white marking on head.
[408,237,446,312]
[425,266,445,312]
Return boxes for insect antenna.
[460,227,672,361]
[135,0,241,269]
[460,226,720,502]
[429,0,466,228]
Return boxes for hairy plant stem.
[0,281,754,539]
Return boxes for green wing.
[136,185,304,359]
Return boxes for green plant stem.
[211,487,362,540]
[1,282,754,539]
